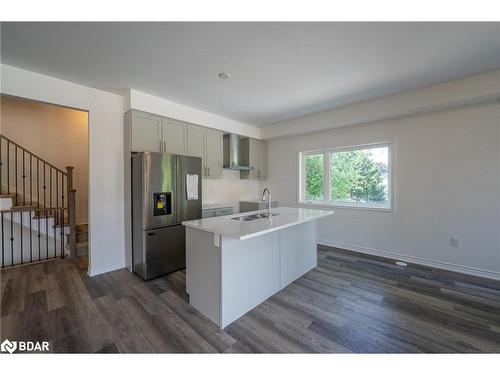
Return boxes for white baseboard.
[88,261,125,277]
[318,239,500,282]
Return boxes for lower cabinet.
[239,201,278,213]
[202,206,234,218]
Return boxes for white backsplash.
[202,169,261,212]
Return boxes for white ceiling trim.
[261,69,500,139]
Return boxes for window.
[300,144,392,210]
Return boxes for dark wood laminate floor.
[2,245,500,353]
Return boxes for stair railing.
[0,134,77,264]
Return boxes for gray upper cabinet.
[162,118,186,155]
[131,111,163,152]
[240,137,268,180]
[186,124,205,159]
[205,128,223,179]
[128,110,224,179]
[187,124,223,179]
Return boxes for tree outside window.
[302,145,390,209]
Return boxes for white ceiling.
[1,22,499,126]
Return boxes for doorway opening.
[0,95,89,268]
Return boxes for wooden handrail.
[0,134,68,176]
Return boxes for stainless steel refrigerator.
[131,152,202,280]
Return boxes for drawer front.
[202,209,216,218]
[215,207,234,217]
[258,202,278,210]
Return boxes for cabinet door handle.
[208,167,210,176]
[163,140,166,152]
[159,140,162,152]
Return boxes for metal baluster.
[45,209,48,260]
[37,159,40,208]
[15,146,18,200]
[53,206,56,257]
[37,210,41,261]
[43,162,46,209]
[29,208,32,263]
[10,211,14,267]
[30,154,33,205]
[60,209,64,258]
[61,174,65,219]
[20,209,23,265]
[7,142,10,194]
[22,150,26,205]
[1,212,4,268]
[49,167,52,210]
[0,138,3,194]
[56,171,59,225]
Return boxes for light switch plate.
[213,234,220,248]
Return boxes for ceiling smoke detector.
[218,72,230,80]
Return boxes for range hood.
[223,133,254,171]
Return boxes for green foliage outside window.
[330,150,386,203]
[304,149,387,204]
[304,154,323,200]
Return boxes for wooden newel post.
[66,166,76,258]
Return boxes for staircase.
[0,134,78,268]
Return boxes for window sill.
[298,201,394,213]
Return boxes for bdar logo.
[1,339,17,354]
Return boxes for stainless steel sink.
[231,213,280,222]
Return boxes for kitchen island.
[182,206,333,328]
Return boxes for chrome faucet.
[262,188,272,216]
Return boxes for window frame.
[298,142,394,212]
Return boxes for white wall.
[265,102,500,280]
[203,169,260,211]
[1,96,89,224]
[1,64,125,276]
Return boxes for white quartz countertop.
[182,206,333,240]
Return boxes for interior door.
[131,110,162,152]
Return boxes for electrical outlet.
[450,237,460,248]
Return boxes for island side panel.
[280,220,317,289]
[185,227,222,326]
[220,231,281,328]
